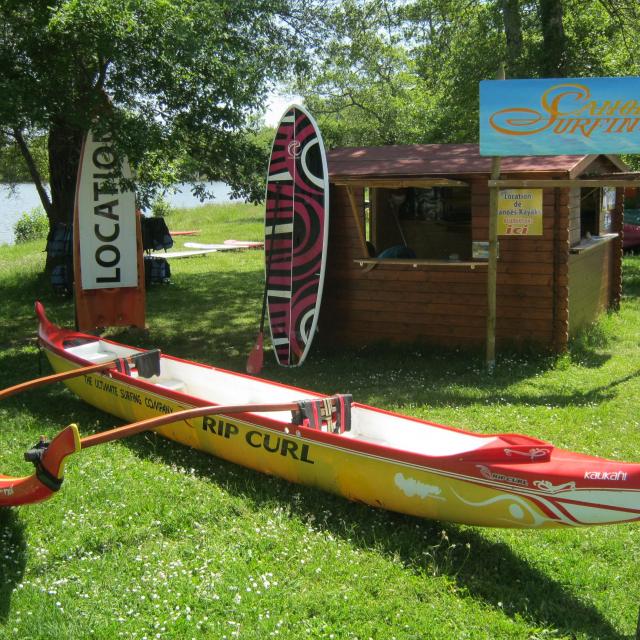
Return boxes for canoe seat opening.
[154,378,186,392]
[345,407,502,457]
[66,341,130,365]
[77,349,119,364]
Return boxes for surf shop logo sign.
[480,77,640,156]
[76,131,138,290]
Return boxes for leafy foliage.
[0,134,48,184]
[3,0,640,228]
[297,0,640,147]
[0,0,318,226]
[150,195,174,219]
[13,206,48,243]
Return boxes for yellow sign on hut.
[497,188,543,236]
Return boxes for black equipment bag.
[141,217,173,251]
[144,256,171,285]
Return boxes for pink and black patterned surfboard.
[265,104,329,367]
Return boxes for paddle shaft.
[0,352,156,401]
[80,401,301,449]
[246,184,282,373]
[259,183,281,333]
[392,211,408,247]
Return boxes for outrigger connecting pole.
[0,347,159,506]
[0,349,161,401]
[80,401,302,448]
[0,395,352,507]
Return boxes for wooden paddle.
[247,184,281,374]
[0,349,161,401]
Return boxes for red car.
[624,209,640,250]
[624,188,640,250]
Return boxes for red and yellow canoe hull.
[36,304,640,528]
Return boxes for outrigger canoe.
[8,302,640,528]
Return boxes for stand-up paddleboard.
[265,104,329,367]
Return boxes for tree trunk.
[500,0,523,78]
[538,0,567,76]
[48,119,83,227]
[46,119,83,271]
[12,129,52,217]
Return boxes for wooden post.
[486,65,505,372]
[346,186,370,257]
[486,158,501,372]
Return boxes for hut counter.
[569,233,618,255]
[353,257,487,272]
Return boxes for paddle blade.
[246,333,264,374]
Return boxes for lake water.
[0,181,233,245]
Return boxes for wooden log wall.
[318,175,622,353]
[472,175,563,350]
[319,180,562,350]
[568,242,615,336]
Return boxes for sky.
[264,92,303,127]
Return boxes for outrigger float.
[2,301,640,528]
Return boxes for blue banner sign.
[480,77,640,156]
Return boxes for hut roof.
[327,143,622,180]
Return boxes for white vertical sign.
[76,131,138,290]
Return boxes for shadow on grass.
[267,341,632,411]
[3,256,637,637]
[0,255,630,415]
[104,266,264,370]
[567,320,613,368]
[1,339,633,421]
[0,510,27,622]
[0,270,75,351]
[121,433,626,640]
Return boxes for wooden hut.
[318,143,631,353]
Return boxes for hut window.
[370,187,472,260]
[580,188,600,239]
[576,187,617,241]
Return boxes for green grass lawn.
[1,203,640,639]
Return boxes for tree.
[538,0,567,76]
[0,133,48,184]
[297,0,430,147]
[297,0,640,148]
[500,0,524,77]
[0,0,314,253]
[297,0,503,146]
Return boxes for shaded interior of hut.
[365,187,472,260]
[572,186,616,247]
